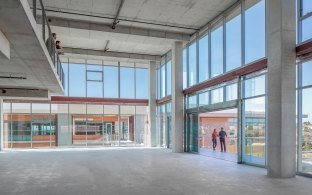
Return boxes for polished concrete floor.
[0,148,311,195]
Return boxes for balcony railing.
[31,0,65,88]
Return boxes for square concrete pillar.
[0,98,4,150]
[267,0,297,178]
[171,41,184,153]
[148,61,157,147]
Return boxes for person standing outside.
[211,129,218,150]
[219,127,227,152]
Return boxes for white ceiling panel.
[37,0,236,57]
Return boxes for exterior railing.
[31,0,65,88]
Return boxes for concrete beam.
[0,30,10,59]
[43,17,191,41]
[63,47,162,61]
[0,88,49,99]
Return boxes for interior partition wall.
[2,102,149,149]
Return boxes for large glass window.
[211,87,224,104]
[157,66,161,99]
[136,68,148,99]
[188,95,198,109]
[198,92,209,106]
[302,17,312,42]
[302,0,312,16]
[301,88,312,174]
[69,63,86,97]
[188,42,197,86]
[244,0,266,64]
[298,59,312,175]
[226,7,242,71]
[10,103,31,148]
[161,64,166,98]
[300,0,312,42]
[211,23,224,78]
[243,96,266,165]
[31,103,54,148]
[198,35,209,82]
[226,83,238,101]
[61,62,69,96]
[103,65,118,98]
[183,48,187,89]
[120,67,135,99]
[242,73,266,166]
[166,60,172,96]
[87,64,103,98]
[244,74,265,98]
[302,60,312,86]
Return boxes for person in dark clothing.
[218,127,227,152]
[211,129,218,150]
[56,40,64,55]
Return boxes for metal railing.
[31,0,65,89]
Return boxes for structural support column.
[267,0,297,178]
[0,98,4,150]
[171,41,183,153]
[148,61,157,147]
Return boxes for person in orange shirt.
[211,129,218,150]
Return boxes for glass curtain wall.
[61,58,148,99]
[298,59,312,175]
[31,103,55,148]
[186,82,238,109]
[157,52,172,99]
[185,81,238,154]
[242,73,266,166]
[298,0,312,43]
[3,102,149,149]
[156,102,172,148]
[184,0,265,89]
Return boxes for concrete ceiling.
[33,0,237,57]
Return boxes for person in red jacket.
[211,129,218,150]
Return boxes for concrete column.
[171,41,184,153]
[148,61,157,147]
[267,0,297,178]
[0,98,4,150]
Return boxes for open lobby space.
[1,0,312,194]
[0,148,312,195]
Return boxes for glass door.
[187,113,199,153]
